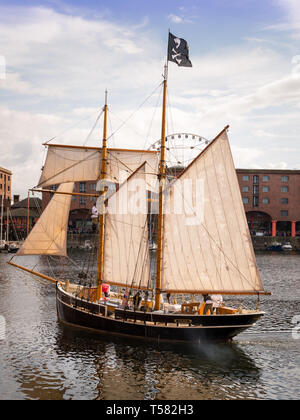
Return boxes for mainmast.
[97,90,108,300]
[155,64,168,310]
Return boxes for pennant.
[168,32,192,67]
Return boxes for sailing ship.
[9,33,269,343]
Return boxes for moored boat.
[282,242,293,251]
[8,31,270,343]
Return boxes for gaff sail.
[161,128,264,295]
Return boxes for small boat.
[267,242,283,251]
[8,242,20,253]
[79,240,94,251]
[282,242,293,251]
[8,32,270,344]
[0,240,7,252]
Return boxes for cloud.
[0,55,5,80]
[266,0,300,36]
[168,14,183,24]
[0,6,161,103]
[0,4,300,199]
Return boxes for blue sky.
[0,0,300,196]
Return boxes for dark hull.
[56,286,264,343]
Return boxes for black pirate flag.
[168,32,192,67]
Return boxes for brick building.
[42,181,98,233]
[42,169,300,237]
[0,166,12,206]
[237,169,300,237]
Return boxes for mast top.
[104,89,108,108]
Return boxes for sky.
[0,0,300,198]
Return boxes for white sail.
[161,128,264,295]
[38,144,159,190]
[103,163,151,290]
[17,182,74,257]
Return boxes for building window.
[281,198,288,204]
[79,196,86,205]
[242,197,249,204]
[242,186,249,192]
[281,210,288,217]
[253,185,259,194]
[242,175,249,181]
[262,198,270,204]
[49,184,57,198]
[281,186,289,193]
[253,196,259,207]
[262,186,269,192]
[79,182,86,193]
[281,176,289,182]
[253,175,259,184]
[262,176,269,182]
[90,183,97,191]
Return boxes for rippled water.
[0,251,300,400]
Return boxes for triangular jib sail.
[17,182,74,257]
[161,128,264,295]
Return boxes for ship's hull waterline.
[56,285,264,343]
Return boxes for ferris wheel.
[149,132,211,172]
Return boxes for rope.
[106,81,163,143]
[83,109,104,146]
[44,108,103,145]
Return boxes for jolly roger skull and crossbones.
[168,33,192,67]
[172,38,183,65]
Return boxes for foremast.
[97,90,108,300]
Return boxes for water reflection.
[1,251,300,400]
[54,325,261,400]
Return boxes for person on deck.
[211,294,223,314]
[203,294,213,315]
[91,203,99,232]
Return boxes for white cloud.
[0,55,5,80]
[0,6,161,102]
[0,4,300,199]
[266,0,300,36]
[168,14,183,24]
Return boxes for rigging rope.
[106,81,163,143]
[44,108,103,145]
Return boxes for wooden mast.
[97,90,108,300]
[155,64,168,310]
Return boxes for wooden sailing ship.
[9,34,269,343]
